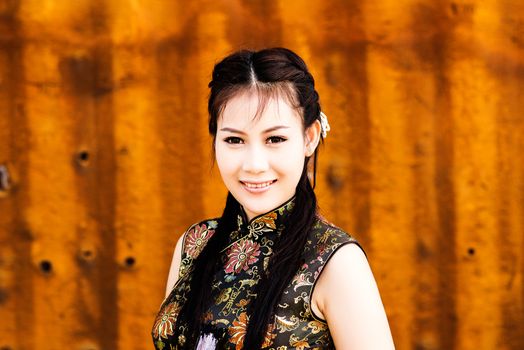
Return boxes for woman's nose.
[241,145,269,173]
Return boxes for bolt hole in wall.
[39,260,53,274]
[77,248,97,266]
[468,247,475,256]
[124,256,136,268]
[76,150,90,167]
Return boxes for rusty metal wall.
[0,0,523,349]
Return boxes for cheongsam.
[152,196,364,349]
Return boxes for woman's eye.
[267,136,287,144]
[224,137,243,144]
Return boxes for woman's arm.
[312,243,395,349]
[164,233,185,299]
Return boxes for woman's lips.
[240,180,277,193]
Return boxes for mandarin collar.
[236,195,296,232]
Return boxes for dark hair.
[177,47,324,349]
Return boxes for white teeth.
[243,181,274,188]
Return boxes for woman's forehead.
[219,91,302,130]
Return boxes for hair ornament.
[319,111,331,138]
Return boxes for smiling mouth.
[241,180,277,188]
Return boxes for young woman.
[152,48,395,349]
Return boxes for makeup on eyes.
[224,136,243,144]
[223,135,288,144]
[267,136,287,143]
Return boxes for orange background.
[0,1,523,349]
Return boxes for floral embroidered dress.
[152,196,364,350]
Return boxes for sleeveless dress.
[152,196,364,349]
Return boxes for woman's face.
[215,90,319,221]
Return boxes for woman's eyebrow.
[219,125,290,134]
[264,125,290,133]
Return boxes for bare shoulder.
[313,243,371,316]
[324,243,369,277]
[313,243,395,349]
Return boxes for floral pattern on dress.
[224,239,261,274]
[306,320,327,334]
[185,223,215,259]
[152,301,181,339]
[228,312,276,350]
[228,312,248,349]
[291,266,314,292]
[275,315,300,332]
[151,195,361,350]
[257,211,277,229]
[289,333,311,350]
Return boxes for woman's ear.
[304,119,322,157]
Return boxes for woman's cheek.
[217,148,240,176]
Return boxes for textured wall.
[0,0,523,349]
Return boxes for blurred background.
[0,0,523,349]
